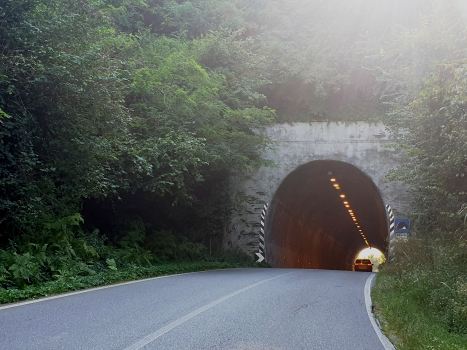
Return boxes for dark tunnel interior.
[265,160,388,270]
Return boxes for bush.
[0,212,268,294]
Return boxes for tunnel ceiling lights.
[329,174,371,248]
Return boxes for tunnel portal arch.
[265,160,388,270]
[224,122,412,265]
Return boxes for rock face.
[224,122,411,265]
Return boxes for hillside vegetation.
[1,3,466,342]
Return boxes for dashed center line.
[123,272,291,350]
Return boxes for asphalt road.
[0,268,387,350]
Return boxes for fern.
[39,214,84,258]
[176,237,206,260]
[71,239,99,263]
[119,217,146,248]
[28,243,49,266]
[0,264,10,285]
[106,258,118,271]
[8,253,40,285]
[118,245,153,266]
[143,231,208,262]
[145,231,178,261]
[52,260,96,279]
[75,229,108,258]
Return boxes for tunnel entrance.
[357,247,386,272]
[265,160,388,270]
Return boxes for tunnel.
[265,160,388,270]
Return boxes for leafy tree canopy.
[1,0,466,250]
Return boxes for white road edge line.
[123,272,291,350]
[365,274,396,350]
[0,268,231,311]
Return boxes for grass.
[372,234,467,350]
[0,260,266,305]
[373,274,467,350]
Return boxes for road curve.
[0,268,387,350]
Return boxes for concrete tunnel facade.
[224,122,412,267]
[265,160,388,270]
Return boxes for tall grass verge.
[372,231,467,349]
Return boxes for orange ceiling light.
[332,176,370,248]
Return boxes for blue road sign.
[395,218,410,233]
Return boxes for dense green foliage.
[0,0,274,232]
[379,1,467,233]
[386,60,467,230]
[366,3,467,347]
[0,0,277,291]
